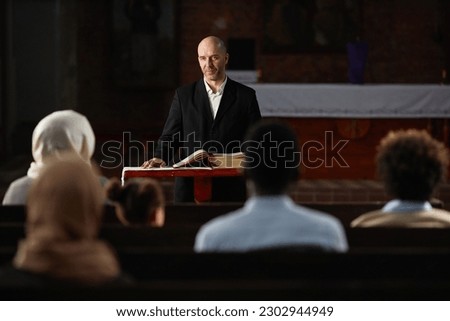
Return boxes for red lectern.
[121,167,242,203]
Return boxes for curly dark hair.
[376,129,449,201]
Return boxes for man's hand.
[141,158,166,168]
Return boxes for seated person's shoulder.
[199,208,244,233]
[6,176,32,189]
[297,205,345,228]
[2,176,33,205]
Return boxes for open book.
[172,149,245,168]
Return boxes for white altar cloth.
[249,84,450,118]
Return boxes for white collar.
[204,76,227,95]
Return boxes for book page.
[172,149,210,168]
[209,152,245,168]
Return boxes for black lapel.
[193,79,214,125]
[213,78,237,125]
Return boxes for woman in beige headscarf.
[12,156,122,285]
[2,110,97,205]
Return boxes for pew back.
[0,199,443,226]
[0,202,398,227]
[2,251,450,300]
[2,222,450,253]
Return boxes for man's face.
[198,40,229,82]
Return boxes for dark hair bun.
[105,177,123,202]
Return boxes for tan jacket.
[351,208,450,228]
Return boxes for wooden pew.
[0,200,443,227]
[0,224,24,247]
[0,203,235,225]
[162,202,388,227]
[0,205,26,222]
[99,225,198,250]
[0,225,199,255]
[2,251,450,300]
[347,227,450,250]
[3,223,450,257]
[0,247,15,265]
[0,205,119,224]
[0,202,384,227]
[103,226,450,252]
[162,203,242,227]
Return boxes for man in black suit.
[142,36,261,202]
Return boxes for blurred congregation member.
[194,119,348,253]
[351,129,450,228]
[2,109,104,205]
[0,156,127,286]
[106,178,165,227]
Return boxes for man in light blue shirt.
[194,120,348,252]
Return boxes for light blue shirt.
[382,199,432,213]
[194,195,348,253]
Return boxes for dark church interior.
[0,0,450,301]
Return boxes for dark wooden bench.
[99,225,198,250]
[3,223,450,256]
[102,226,450,252]
[0,200,443,227]
[0,205,119,224]
[2,251,450,300]
[0,204,237,225]
[162,202,390,227]
[0,202,401,227]
[0,224,25,247]
[162,202,242,227]
[0,224,198,251]
[347,227,450,249]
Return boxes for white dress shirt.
[204,77,227,119]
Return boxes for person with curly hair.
[351,129,450,228]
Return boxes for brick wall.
[158,178,450,210]
[76,0,448,125]
[179,0,447,84]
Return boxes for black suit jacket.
[154,78,261,202]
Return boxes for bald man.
[142,36,261,202]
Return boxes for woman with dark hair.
[106,178,165,227]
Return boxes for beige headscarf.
[14,156,120,285]
[27,110,95,179]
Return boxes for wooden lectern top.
[122,166,241,180]
[121,167,243,203]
